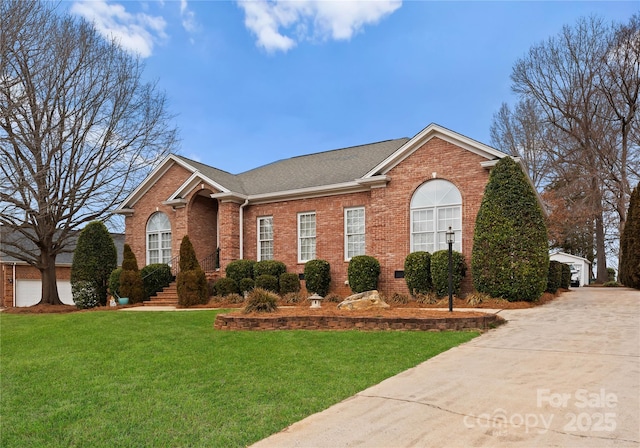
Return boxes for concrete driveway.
[252,287,640,447]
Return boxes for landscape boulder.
[337,290,390,310]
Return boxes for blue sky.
[66,1,638,174]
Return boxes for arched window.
[410,180,462,253]
[147,212,172,264]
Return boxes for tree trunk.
[38,252,62,305]
[595,212,608,283]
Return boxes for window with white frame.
[257,216,273,261]
[410,180,462,253]
[298,212,316,262]
[345,207,365,260]
[147,212,172,264]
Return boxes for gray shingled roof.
[0,228,125,266]
[176,138,410,196]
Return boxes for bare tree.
[510,15,628,282]
[0,0,177,304]
[490,99,554,190]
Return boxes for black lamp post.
[446,226,455,312]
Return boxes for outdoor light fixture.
[446,227,455,312]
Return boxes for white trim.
[168,172,230,202]
[344,207,365,261]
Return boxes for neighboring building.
[116,123,530,297]
[0,228,124,307]
[550,251,592,287]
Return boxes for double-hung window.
[298,212,316,262]
[345,207,365,260]
[257,216,274,261]
[147,212,172,265]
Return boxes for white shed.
[550,252,592,287]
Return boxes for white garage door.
[15,280,73,307]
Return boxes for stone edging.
[214,313,505,331]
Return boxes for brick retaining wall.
[214,313,504,331]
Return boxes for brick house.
[0,228,124,307]
[116,123,521,297]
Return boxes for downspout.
[12,263,16,307]
[239,198,249,259]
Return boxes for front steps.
[142,272,220,307]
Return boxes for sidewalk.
[251,288,640,447]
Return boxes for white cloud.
[70,1,168,58]
[237,0,402,53]
[180,0,199,35]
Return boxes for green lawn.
[1,310,478,447]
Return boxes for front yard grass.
[1,310,478,447]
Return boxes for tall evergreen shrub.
[176,236,208,306]
[546,260,563,294]
[347,255,380,293]
[404,252,432,296]
[472,157,549,301]
[71,221,117,306]
[620,184,640,289]
[119,244,144,303]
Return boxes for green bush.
[279,272,300,294]
[72,280,99,309]
[141,263,173,300]
[304,259,331,296]
[606,267,616,282]
[108,268,122,298]
[620,183,640,289]
[254,274,278,293]
[176,236,208,307]
[347,255,380,293]
[603,281,620,287]
[119,244,144,304]
[71,221,117,307]
[472,157,549,302]
[177,269,208,307]
[546,260,563,294]
[225,259,256,285]
[239,278,255,295]
[213,277,239,296]
[254,260,286,278]
[560,264,571,289]
[243,288,278,313]
[430,250,467,297]
[404,251,432,296]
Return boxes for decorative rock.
[337,290,390,310]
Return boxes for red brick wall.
[242,137,491,297]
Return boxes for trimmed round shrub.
[472,157,549,302]
[606,267,616,282]
[141,263,173,300]
[254,260,287,278]
[243,288,279,313]
[72,280,99,309]
[560,264,571,289]
[71,221,117,306]
[213,277,239,296]
[254,274,278,292]
[279,272,300,294]
[119,244,144,304]
[239,278,255,295]
[304,259,331,297]
[546,260,563,294]
[108,268,122,298]
[347,255,380,293]
[431,250,467,297]
[225,259,256,285]
[404,251,432,296]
